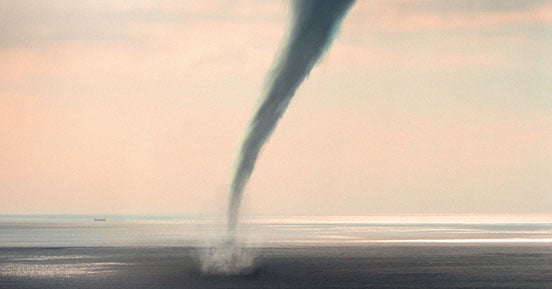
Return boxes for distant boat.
[94,218,106,221]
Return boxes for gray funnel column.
[228,0,356,234]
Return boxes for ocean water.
[1,215,552,288]
[1,215,551,247]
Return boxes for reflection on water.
[10,255,92,261]
[1,262,125,278]
[0,215,551,247]
[0,253,129,278]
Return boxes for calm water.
[1,215,551,247]
[1,216,552,288]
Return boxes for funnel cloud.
[228,0,356,233]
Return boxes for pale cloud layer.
[1,1,551,215]
[1,0,286,48]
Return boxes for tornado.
[228,0,356,234]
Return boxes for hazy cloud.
[1,1,550,215]
[395,0,549,14]
[347,0,552,32]
[0,0,285,49]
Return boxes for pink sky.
[1,0,551,215]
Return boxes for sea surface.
[1,215,551,288]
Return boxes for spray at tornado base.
[227,0,356,235]
[200,0,355,275]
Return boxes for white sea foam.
[199,242,256,275]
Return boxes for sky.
[1,0,551,216]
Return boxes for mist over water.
[227,0,356,235]
[199,243,256,275]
